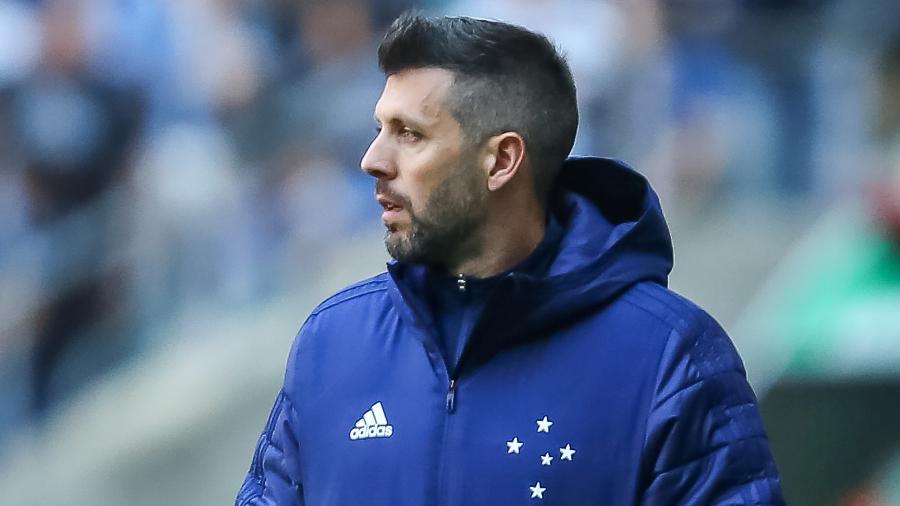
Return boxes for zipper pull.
[446,379,457,413]
[457,274,466,293]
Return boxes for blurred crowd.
[0,0,414,431]
[0,0,899,480]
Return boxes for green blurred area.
[738,203,900,504]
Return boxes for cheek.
[398,144,464,214]
[403,188,429,221]
[401,168,440,214]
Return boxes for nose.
[360,135,396,180]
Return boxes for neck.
[448,198,546,279]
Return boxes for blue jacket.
[237,157,784,505]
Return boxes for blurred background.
[0,0,898,504]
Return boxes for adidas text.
[349,425,393,440]
[349,401,394,441]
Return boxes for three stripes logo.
[349,402,394,441]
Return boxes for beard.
[382,154,488,267]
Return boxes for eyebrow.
[374,112,429,131]
[373,100,440,130]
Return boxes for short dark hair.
[377,13,578,202]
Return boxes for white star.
[529,481,546,499]
[536,416,553,433]
[540,452,553,466]
[560,443,576,461]
[507,437,524,454]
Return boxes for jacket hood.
[388,156,673,357]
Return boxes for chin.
[384,230,406,257]
[385,231,426,263]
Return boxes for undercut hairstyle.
[377,13,579,203]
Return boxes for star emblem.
[529,481,546,499]
[540,452,553,466]
[507,437,524,454]
[536,416,553,433]
[560,443,576,461]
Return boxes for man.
[237,14,784,505]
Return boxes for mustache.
[375,181,412,208]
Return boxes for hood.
[388,156,673,358]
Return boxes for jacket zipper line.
[446,379,457,413]
[447,275,464,413]
[436,371,457,506]
[437,274,466,504]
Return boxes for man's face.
[361,68,488,266]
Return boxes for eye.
[399,127,422,142]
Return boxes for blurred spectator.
[7,0,144,416]
[660,0,779,207]
[130,122,246,321]
[229,0,383,281]
[731,0,831,194]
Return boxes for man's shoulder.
[619,281,718,338]
[621,282,745,379]
[309,272,391,318]
[291,273,392,352]
[286,273,392,379]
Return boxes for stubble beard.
[384,155,487,268]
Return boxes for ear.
[483,132,526,192]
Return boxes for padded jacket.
[236,157,785,505]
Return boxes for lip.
[376,194,405,223]
[376,194,402,210]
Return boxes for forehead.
[374,67,456,127]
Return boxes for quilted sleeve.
[639,314,785,505]
[235,389,304,505]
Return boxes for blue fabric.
[424,272,492,377]
[424,212,564,376]
[236,157,784,505]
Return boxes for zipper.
[447,278,463,414]
[436,274,470,502]
[446,379,457,413]
[437,374,458,505]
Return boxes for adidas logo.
[348,402,394,441]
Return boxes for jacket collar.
[386,156,673,369]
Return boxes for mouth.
[376,194,406,226]
[377,195,403,211]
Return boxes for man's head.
[361,14,578,268]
